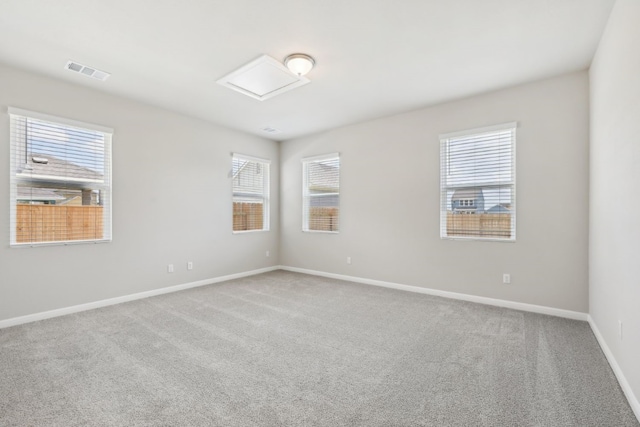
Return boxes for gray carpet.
[0,270,637,427]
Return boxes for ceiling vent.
[217,55,310,101]
[65,60,110,81]
[261,126,282,134]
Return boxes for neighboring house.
[17,153,104,205]
[486,203,511,214]
[308,162,339,207]
[18,152,103,181]
[451,188,484,214]
[16,187,65,205]
[232,159,266,201]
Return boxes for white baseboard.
[280,266,588,321]
[588,316,640,421]
[0,266,280,329]
[2,264,587,327]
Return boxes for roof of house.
[16,187,65,202]
[487,204,512,213]
[18,153,103,182]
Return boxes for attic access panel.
[216,55,310,101]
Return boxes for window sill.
[232,229,270,235]
[11,239,112,248]
[440,236,515,243]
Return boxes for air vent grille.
[262,126,282,134]
[65,61,110,81]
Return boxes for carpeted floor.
[0,270,637,426]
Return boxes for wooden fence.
[233,202,264,231]
[446,212,511,239]
[16,204,104,243]
[309,207,339,232]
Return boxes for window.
[9,108,113,246]
[440,123,516,241]
[232,153,270,232]
[302,153,340,232]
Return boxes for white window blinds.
[9,107,113,246]
[302,153,340,232]
[232,153,270,232]
[440,123,516,241]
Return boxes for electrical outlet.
[187,261,193,270]
[347,257,352,265]
[266,250,270,257]
[168,264,174,273]
[503,273,511,284]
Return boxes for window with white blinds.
[440,123,516,241]
[302,153,340,232]
[232,154,270,232]
[9,107,113,246]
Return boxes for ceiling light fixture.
[284,54,315,76]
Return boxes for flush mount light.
[284,54,315,76]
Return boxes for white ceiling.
[0,0,616,141]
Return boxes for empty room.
[0,0,638,426]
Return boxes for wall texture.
[281,71,590,312]
[589,0,640,412]
[0,63,280,321]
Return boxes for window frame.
[439,122,517,242]
[9,107,113,247]
[302,153,340,233]
[231,153,270,233]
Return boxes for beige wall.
[0,65,591,320]
[281,71,590,312]
[0,63,280,321]
[590,0,640,411]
